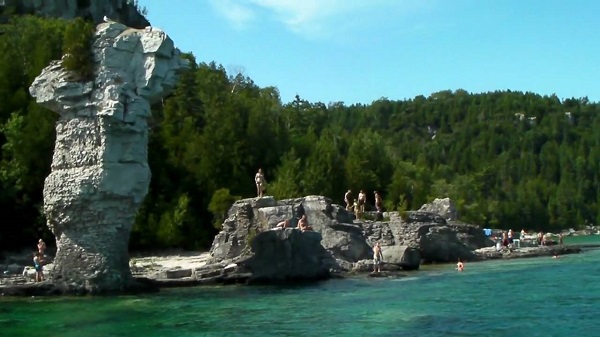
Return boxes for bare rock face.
[29,22,187,294]
[241,229,331,283]
[419,197,459,221]
[207,196,492,282]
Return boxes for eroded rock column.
[29,22,187,294]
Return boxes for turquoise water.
[2,237,600,337]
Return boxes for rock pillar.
[29,22,187,293]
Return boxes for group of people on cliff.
[255,169,384,219]
[344,189,383,218]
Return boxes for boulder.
[240,229,331,283]
[28,22,187,294]
[419,198,459,221]
[381,245,420,270]
[418,225,476,262]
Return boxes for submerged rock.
[29,22,187,294]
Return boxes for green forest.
[1,16,599,251]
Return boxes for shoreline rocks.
[2,194,595,296]
[198,196,493,284]
[1,243,592,296]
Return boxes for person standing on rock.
[374,191,383,213]
[353,199,360,218]
[255,168,266,198]
[33,253,44,282]
[372,242,383,273]
[37,239,46,256]
[344,190,352,210]
[358,190,366,213]
[559,233,564,246]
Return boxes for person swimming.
[456,258,464,272]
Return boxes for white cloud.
[210,0,433,39]
[209,0,256,29]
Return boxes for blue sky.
[141,0,599,105]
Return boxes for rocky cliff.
[29,22,187,294]
[204,196,490,283]
[1,0,149,28]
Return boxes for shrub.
[62,17,94,80]
[208,188,240,229]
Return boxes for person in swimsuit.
[298,215,313,232]
[255,168,266,198]
[358,190,366,213]
[353,199,360,218]
[37,239,46,254]
[275,219,289,229]
[33,253,44,282]
[559,233,564,246]
[344,190,352,211]
[373,242,383,273]
[374,191,383,213]
[456,258,464,271]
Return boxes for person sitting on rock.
[275,219,289,229]
[358,190,366,213]
[374,191,383,213]
[372,242,383,273]
[344,189,352,210]
[33,253,44,282]
[255,168,266,198]
[298,215,313,232]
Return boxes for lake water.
[2,236,600,337]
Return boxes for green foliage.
[208,188,240,229]
[2,16,600,252]
[62,17,94,80]
[245,227,258,250]
[0,16,66,250]
[269,149,302,199]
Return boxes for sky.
[140,0,600,105]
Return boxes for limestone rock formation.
[29,22,187,294]
[241,229,331,283]
[206,196,490,283]
[2,0,149,28]
[419,197,459,221]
